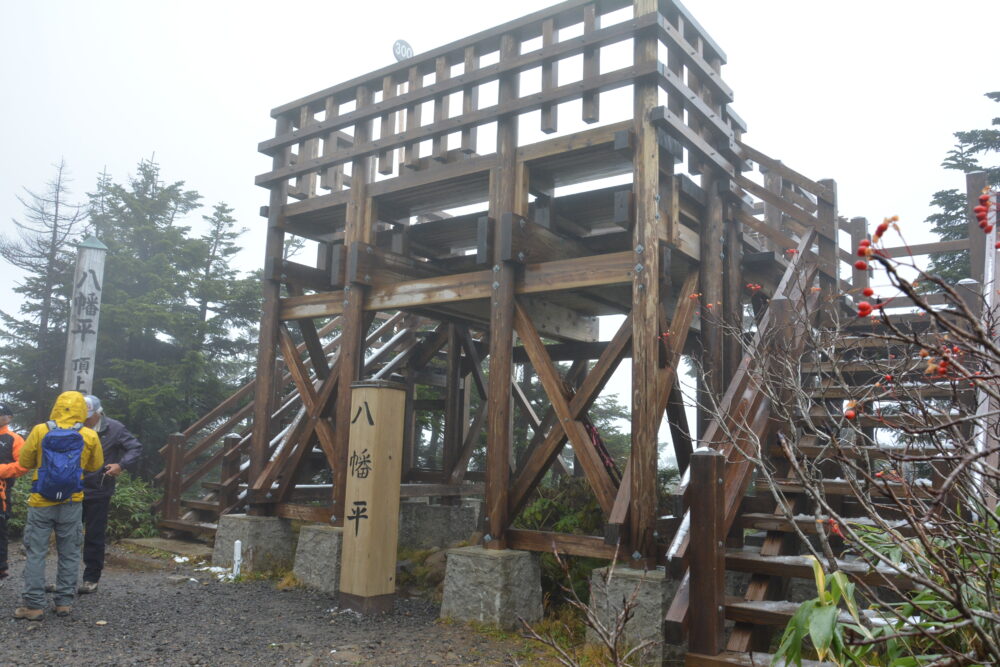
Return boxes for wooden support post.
[967,171,989,292]
[333,85,376,522]
[723,203,743,384]
[219,433,242,514]
[666,380,693,475]
[849,217,869,292]
[763,165,783,251]
[700,172,725,408]
[629,0,661,563]
[816,179,839,312]
[442,324,463,485]
[163,433,185,522]
[249,114,292,510]
[484,32,524,550]
[688,448,725,655]
[339,381,407,613]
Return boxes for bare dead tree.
[517,547,658,667]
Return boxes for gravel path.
[0,545,539,666]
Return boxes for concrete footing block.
[439,546,542,630]
[398,501,478,550]
[292,525,343,595]
[587,566,684,665]
[212,514,295,572]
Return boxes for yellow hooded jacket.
[19,391,104,507]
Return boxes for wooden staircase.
[157,311,427,535]
[675,218,988,664]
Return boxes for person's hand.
[104,463,123,477]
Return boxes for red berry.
[845,409,856,420]
[859,239,871,247]
[994,242,1000,249]
[884,374,893,382]
[876,222,889,235]
[974,205,988,214]
[986,225,995,234]
[981,193,991,204]
[862,287,874,297]
[854,260,868,270]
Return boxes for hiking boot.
[78,581,99,594]
[14,607,43,621]
[53,605,72,617]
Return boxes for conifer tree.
[926,92,1000,283]
[0,160,86,424]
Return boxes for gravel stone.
[0,544,531,665]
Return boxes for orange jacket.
[0,423,28,513]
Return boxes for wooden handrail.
[664,230,821,635]
[158,312,412,519]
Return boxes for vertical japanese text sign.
[62,237,108,394]
[339,380,406,613]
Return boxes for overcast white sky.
[1,1,996,443]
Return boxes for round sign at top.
[393,40,414,62]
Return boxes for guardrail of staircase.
[157,312,413,529]
[735,142,850,292]
[665,229,821,639]
[153,318,350,518]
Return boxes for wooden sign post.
[62,236,108,393]
[339,380,406,613]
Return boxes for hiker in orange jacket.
[0,402,28,580]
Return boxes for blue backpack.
[31,421,85,501]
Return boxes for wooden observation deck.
[157,0,996,660]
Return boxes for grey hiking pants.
[22,501,83,608]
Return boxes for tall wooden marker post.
[339,380,406,613]
[62,236,108,394]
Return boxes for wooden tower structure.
[157,0,998,660]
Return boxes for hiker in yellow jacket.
[14,391,103,621]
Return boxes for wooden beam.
[278,250,635,321]
[497,212,593,264]
[506,528,618,560]
[508,314,632,519]
[513,300,618,515]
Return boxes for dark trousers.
[0,514,8,574]
[82,496,111,583]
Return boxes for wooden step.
[839,310,961,333]
[688,651,834,667]
[725,550,912,589]
[758,478,937,498]
[724,598,857,626]
[180,498,220,513]
[806,405,958,430]
[771,441,954,461]
[201,481,244,491]
[737,512,908,534]
[806,383,971,400]
[159,518,218,535]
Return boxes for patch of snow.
[173,556,189,563]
